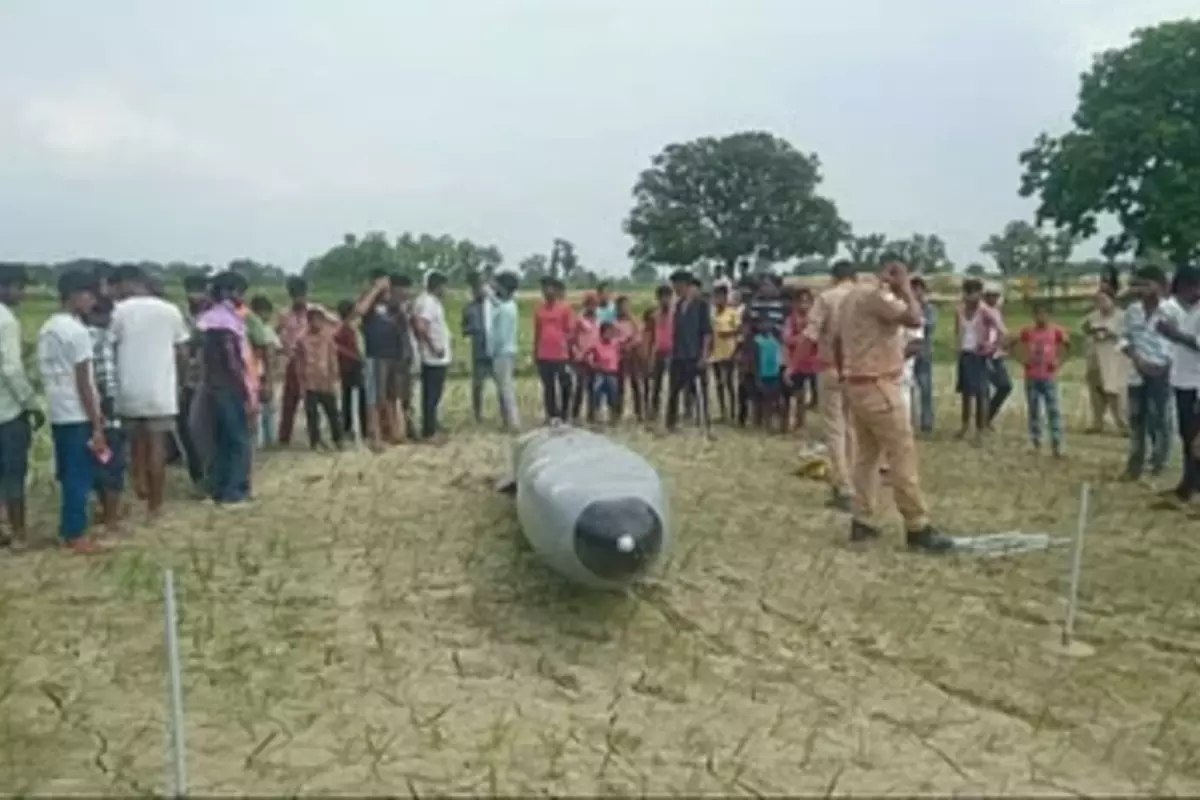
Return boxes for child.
[248,295,279,448]
[87,297,126,536]
[753,318,784,431]
[710,284,740,422]
[334,299,367,442]
[954,278,1002,445]
[735,315,758,427]
[588,322,623,425]
[783,287,821,431]
[296,308,343,450]
[646,284,674,420]
[532,277,573,422]
[570,292,600,423]
[37,271,110,553]
[614,297,644,421]
[1014,301,1069,457]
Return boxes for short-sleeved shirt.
[1122,301,1173,387]
[754,334,782,380]
[652,307,674,356]
[591,338,621,373]
[745,297,787,337]
[806,282,855,370]
[37,312,95,424]
[784,312,822,375]
[1161,297,1200,390]
[1019,324,1068,380]
[573,316,600,362]
[596,302,617,325]
[111,295,190,418]
[672,297,712,362]
[276,308,309,357]
[711,306,740,362]
[534,302,573,361]
[361,302,411,362]
[297,331,339,393]
[835,285,909,380]
[413,292,452,367]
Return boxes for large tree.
[882,233,951,273]
[980,220,1046,276]
[624,131,847,275]
[1019,19,1200,263]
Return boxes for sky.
[0,0,1195,275]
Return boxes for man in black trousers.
[665,270,712,432]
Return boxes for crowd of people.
[0,254,1195,556]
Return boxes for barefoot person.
[0,265,42,551]
[110,264,189,520]
[834,256,952,553]
[805,259,857,510]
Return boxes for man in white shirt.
[0,265,43,550]
[38,271,109,554]
[1157,266,1200,502]
[110,264,190,518]
[413,270,453,441]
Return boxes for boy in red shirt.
[1014,300,1070,457]
[570,292,600,423]
[587,322,623,425]
[334,299,366,442]
[532,277,574,421]
[783,287,822,432]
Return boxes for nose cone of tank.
[572,498,664,583]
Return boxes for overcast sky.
[0,0,1194,275]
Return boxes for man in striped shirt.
[744,275,787,336]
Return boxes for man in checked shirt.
[87,296,126,536]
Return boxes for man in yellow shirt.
[710,283,741,420]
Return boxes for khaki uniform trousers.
[843,376,930,531]
[819,370,854,494]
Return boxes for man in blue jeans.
[1121,265,1174,479]
[37,270,111,554]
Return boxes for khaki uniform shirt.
[805,281,855,370]
[835,284,910,380]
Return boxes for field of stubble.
[1,367,1199,796]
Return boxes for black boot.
[825,488,851,512]
[906,526,954,554]
[849,519,882,543]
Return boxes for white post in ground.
[163,569,188,798]
[1063,482,1091,648]
[351,386,363,449]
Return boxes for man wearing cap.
[805,260,858,510]
[982,282,1012,427]
[834,255,952,553]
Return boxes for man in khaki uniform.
[834,256,952,553]
[804,260,857,510]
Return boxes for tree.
[980,220,1046,276]
[549,238,580,282]
[629,261,659,284]
[1019,19,1200,263]
[965,263,987,277]
[518,253,549,283]
[845,232,886,267]
[624,131,847,274]
[883,234,951,273]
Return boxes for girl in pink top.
[783,289,822,431]
[569,293,600,422]
[587,322,622,424]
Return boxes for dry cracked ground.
[1,372,1199,796]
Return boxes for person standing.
[665,270,711,432]
[87,297,126,534]
[110,264,190,520]
[274,277,310,446]
[595,281,617,325]
[463,274,493,424]
[910,276,937,434]
[805,260,858,511]
[195,273,252,505]
[645,284,675,420]
[295,308,343,450]
[1156,266,1200,502]
[413,271,452,441]
[38,271,109,553]
[570,293,601,423]
[1120,265,1174,480]
[334,299,367,442]
[1082,286,1127,434]
[248,295,280,448]
[488,272,522,430]
[532,277,573,421]
[833,258,952,553]
[0,265,43,551]
[710,284,741,422]
[1014,301,1070,457]
[982,283,1012,428]
[178,274,209,491]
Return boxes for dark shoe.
[849,520,882,544]
[906,526,955,554]
[825,490,851,512]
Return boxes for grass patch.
[0,369,1198,794]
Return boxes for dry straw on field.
[1,371,1199,795]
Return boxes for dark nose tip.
[573,498,664,582]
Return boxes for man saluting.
[833,254,953,553]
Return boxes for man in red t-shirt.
[532,277,574,421]
[1014,300,1070,457]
